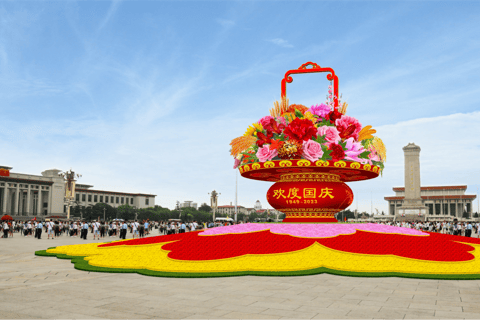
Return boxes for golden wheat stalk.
[358,125,377,141]
[270,97,289,117]
[230,136,256,156]
[339,102,348,115]
[372,136,386,162]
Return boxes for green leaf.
[358,151,370,159]
[313,134,326,145]
[339,140,347,151]
[321,149,332,161]
[294,109,304,118]
[273,133,286,141]
[361,138,373,149]
[316,119,335,127]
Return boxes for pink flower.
[302,140,323,162]
[335,115,362,140]
[256,145,278,162]
[344,137,365,162]
[316,126,341,144]
[233,158,241,169]
[367,145,380,164]
[258,116,274,128]
[307,104,331,119]
[276,116,286,126]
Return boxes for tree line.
[70,203,284,223]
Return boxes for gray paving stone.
[4,231,480,319]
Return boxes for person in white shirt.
[27,222,32,237]
[47,221,54,239]
[36,222,43,239]
[2,222,9,238]
[132,220,139,239]
[192,221,198,232]
[93,220,100,240]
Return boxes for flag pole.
[235,170,238,223]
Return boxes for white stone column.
[47,187,52,215]
[37,190,42,216]
[448,200,451,216]
[13,184,19,215]
[26,185,31,216]
[1,186,6,214]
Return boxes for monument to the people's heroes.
[396,143,428,218]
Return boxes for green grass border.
[35,247,480,280]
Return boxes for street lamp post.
[59,169,81,220]
[103,207,106,222]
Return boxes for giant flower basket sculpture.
[230,63,386,222]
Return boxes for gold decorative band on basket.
[279,173,340,183]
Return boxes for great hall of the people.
[0,166,156,219]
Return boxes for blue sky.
[1,1,479,213]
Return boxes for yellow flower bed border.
[35,247,480,280]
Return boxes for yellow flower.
[253,123,263,132]
[244,123,263,137]
[303,112,317,124]
[244,126,256,137]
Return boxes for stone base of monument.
[396,207,429,221]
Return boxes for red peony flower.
[327,109,343,125]
[283,118,317,142]
[256,131,273,147]
[328,143,345,161]
[263,118,285,135]
[336,115,362,140]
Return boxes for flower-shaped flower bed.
[36,223,480,279]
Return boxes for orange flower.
[283,104,308,115]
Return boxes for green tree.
[117,204,136,221]
[335,209,356,221]
[474,212,479,218]
[463,211,469,219]
[199,203,212,212]
[91,203,116,221]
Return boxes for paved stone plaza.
[1,232,480,319]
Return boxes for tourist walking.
[2,221,9,238]
[36,221,43,239]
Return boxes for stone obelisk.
[398,143,428,219]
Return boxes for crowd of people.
[0,219,240,240]
[2,218,479,239]
[373,220,480,237]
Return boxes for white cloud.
[346,111,480,214]
[217,19,235,28]
[267,38,293,48]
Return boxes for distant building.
[0,166,156,219]
[384,143,476,220]
[254,200,262,211]
[385,185,476,219]
[178,201,198,210]
[217,202,248,215]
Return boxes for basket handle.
[281,62,339,110]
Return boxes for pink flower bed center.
[200,223,427,238]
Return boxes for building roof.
[385,195,477,201]
[76,188,156,197]
[0,176,54,185]
[217,205,245,208]
[393,185,467,191]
